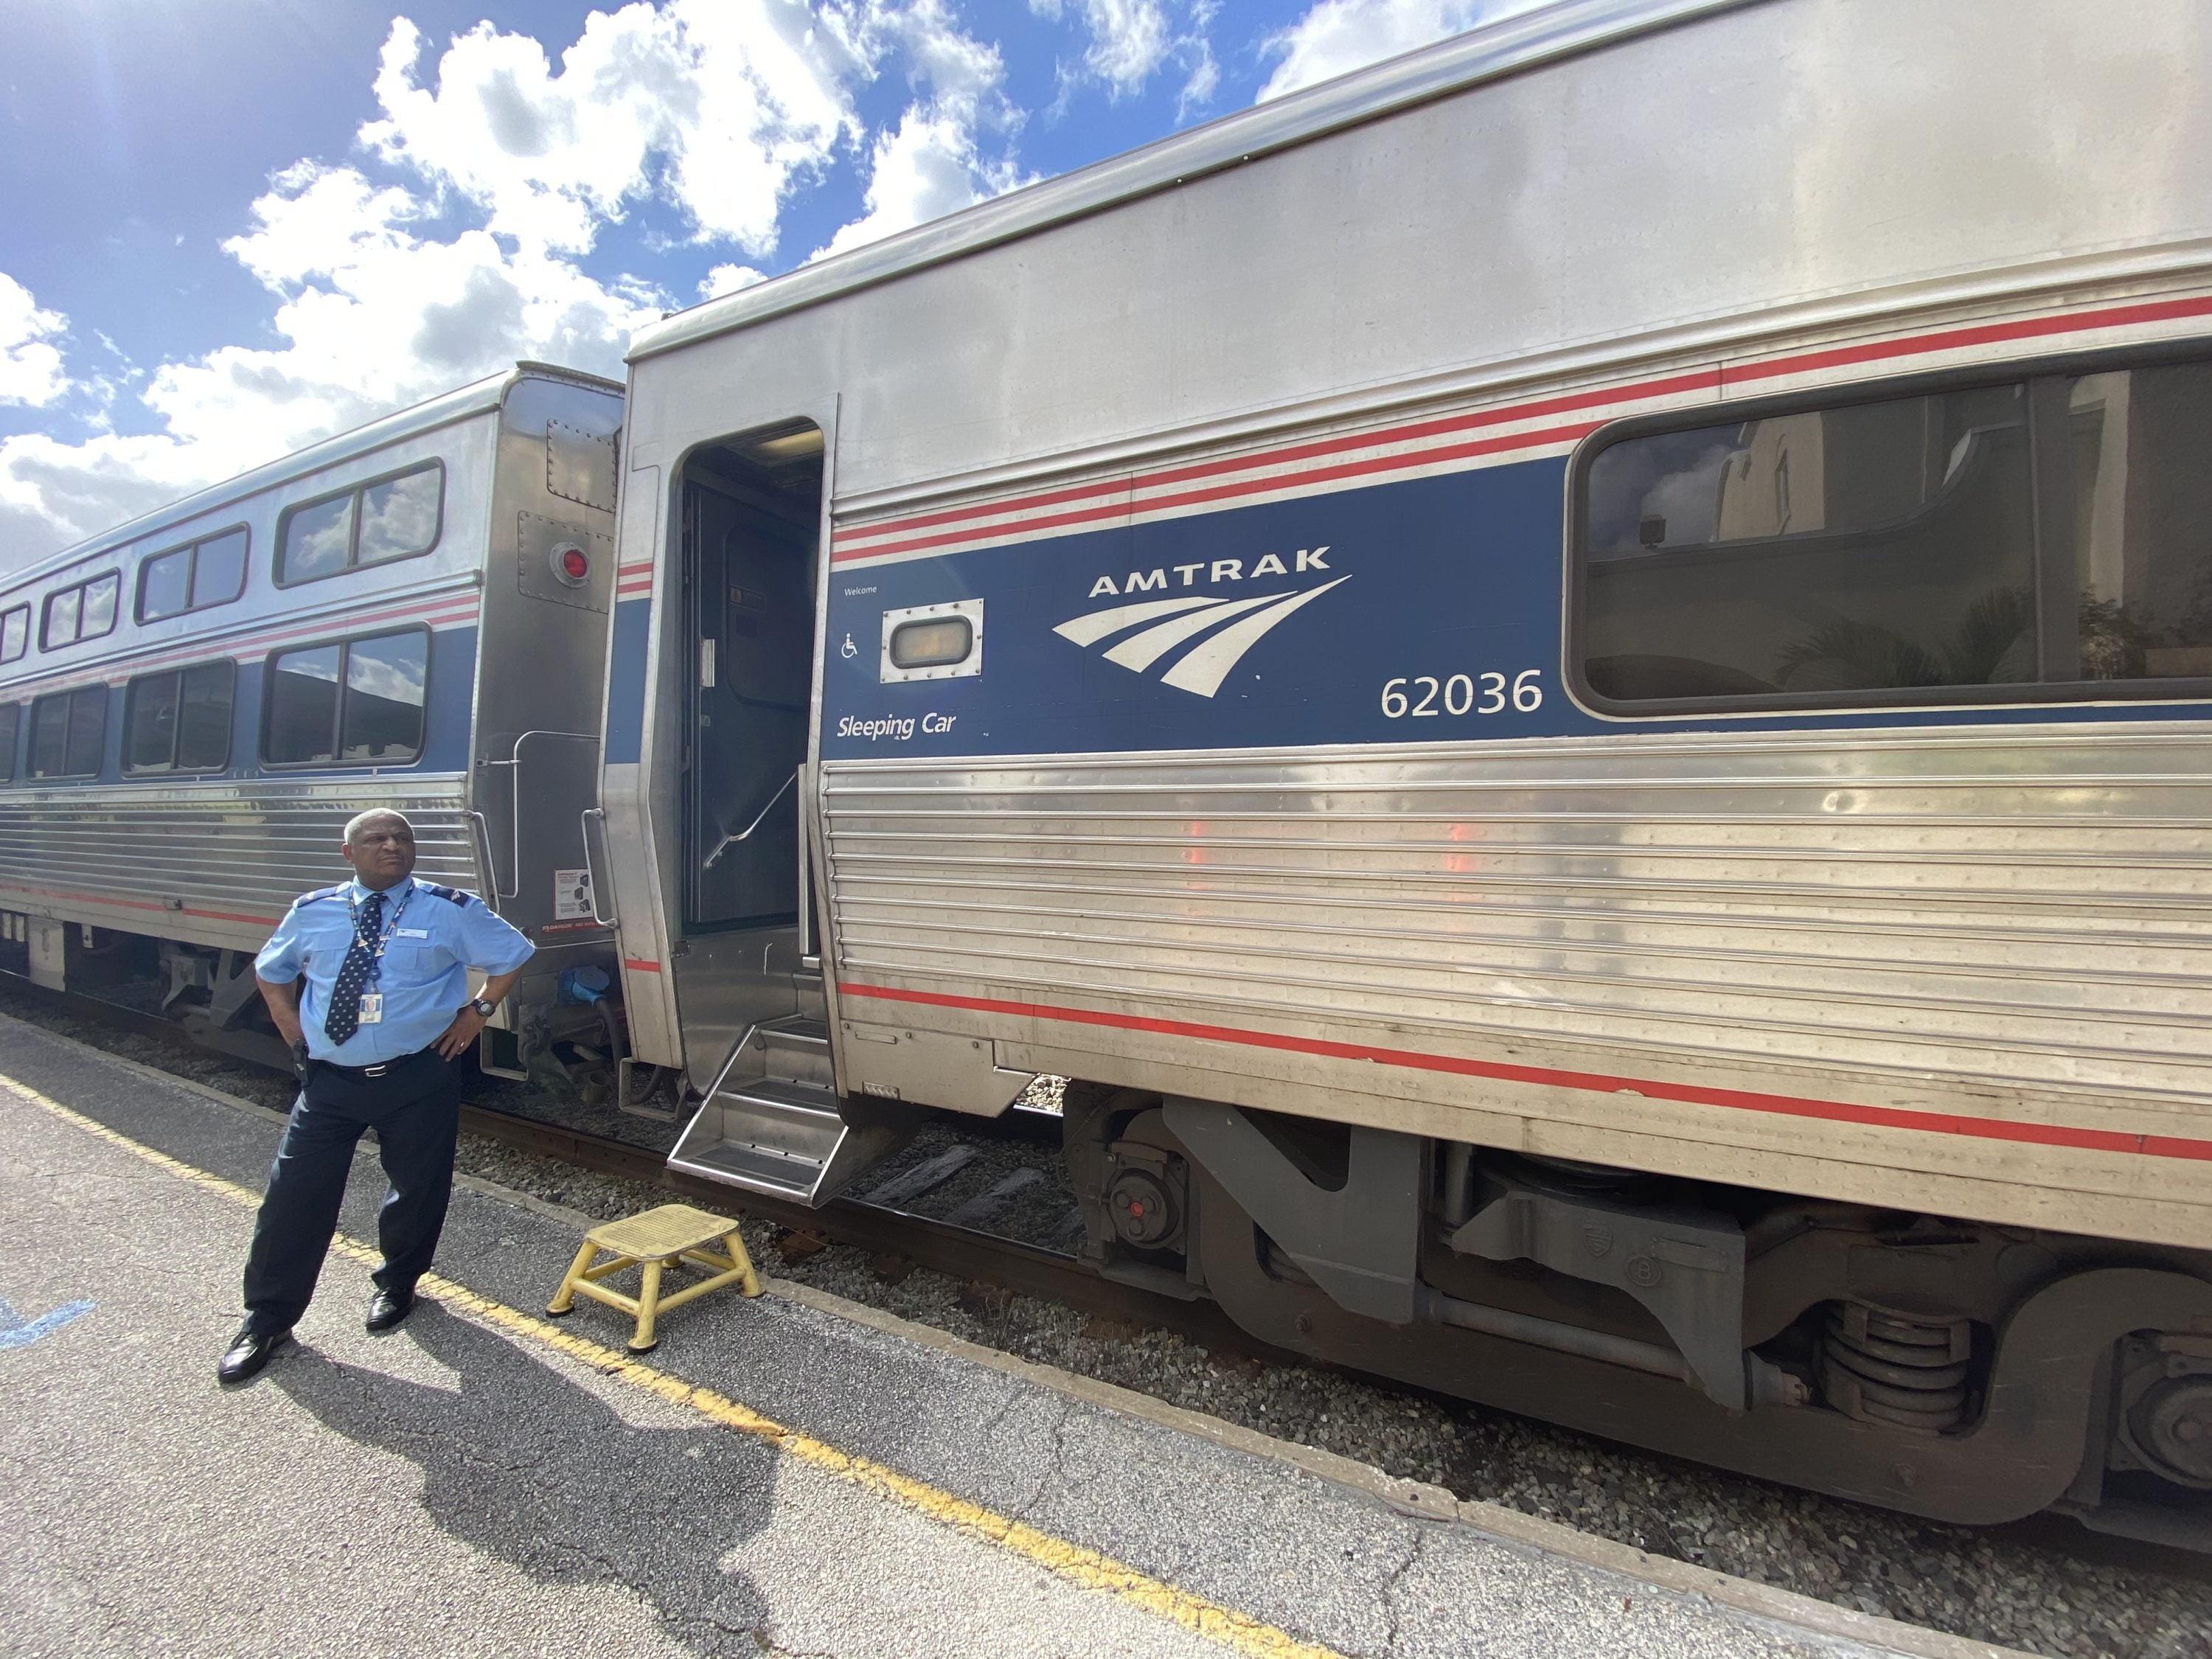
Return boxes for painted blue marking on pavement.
[0,1294,94,1350]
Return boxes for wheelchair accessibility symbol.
[840,634,858,659]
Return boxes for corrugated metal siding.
[0,777,477,952]
[819,721,2212,1109]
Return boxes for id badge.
[358,992,384,1024]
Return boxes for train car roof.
[628,0,1750,365]
[1,360,621,598]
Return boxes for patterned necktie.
[323,889,384,1045]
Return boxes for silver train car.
[595,0,2212,1535]
[0,363,626,1079]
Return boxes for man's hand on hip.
[435,1006,487,1060]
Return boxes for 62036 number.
[1380,669,1543,719]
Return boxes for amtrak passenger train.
[10,0,2212,1543]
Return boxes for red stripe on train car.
[0,880,279,929]
[837,981,2212,1163]
[832,417,1608,564]
[829,291,2212,566]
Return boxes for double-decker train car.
[0,363,625,1079]
[597,0,2212,1539]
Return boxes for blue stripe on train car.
[819,459,2212,761]
[603,599,651,767]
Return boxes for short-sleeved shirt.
[254,874,535,1064]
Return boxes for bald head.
[341,810,417,891]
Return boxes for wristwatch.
[469,997,497,1018]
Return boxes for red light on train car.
[550,543,591,588]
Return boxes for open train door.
[658,414,917,1203]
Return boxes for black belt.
[315,1047,433,1079]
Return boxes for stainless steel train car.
[0,363,626,1081]
[595,0,2212,1537]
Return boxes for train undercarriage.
[1060,1085,2212,1549]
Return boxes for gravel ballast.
[5,980,2208,1659]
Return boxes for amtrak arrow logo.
[0,1292,94,1351]
[1052,577,1350,698]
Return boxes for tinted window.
[0,703,17,782]
[356,468,442,564]
[0,607,25,663]
[80,572,118,638]
[265,643,342,763]
[29,695,66,776]
[31,686,106,778]
[140,547,192,621]
[126,672,179,771]
[264,630,425,766]
[192,529,248,608]
[278,463,442,583]
[1584,386,2037,705]
[139,529,248,623]
[281,495,352,582]
[341,632,428,761]
[39,573,121,650]
[43,587,80,649]
[178,662,234,769]
[123,662,234,773]
[2065,361,2212,681]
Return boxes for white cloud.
[0,274,70,408]
[815,107,1004,260]
[1,161,664,562]
[364,3,868,258]
[1032,0,1216,105]
[812,0,1027,260]
[0,2,890,566]
[1257,0,1543,100]
[699,263,768,300]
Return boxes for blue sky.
[0,0,1521,568]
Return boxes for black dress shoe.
[365,1287,417,1332]
[217,1329,291,1385]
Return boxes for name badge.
[397,928,430,939]
[359,992,384,1024]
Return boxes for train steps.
[667,1015,916,1206]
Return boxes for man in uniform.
[217,808,535,1385]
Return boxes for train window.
[262,628,425,766]
[41,571,120,650]
[0,703,17,782]
[29,686,107,779]
[42,588,79,649]
[1574,351,2212,712]
[880,599,985,682]
[276,462,443,585]
[0,606,25,663]
[139,527,248,622]
[2063,361,2212,681]
[125,661,234,772]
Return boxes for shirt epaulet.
[418,883,474,908]
[294,884,349,908]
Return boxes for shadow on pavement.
[271,1303,780,1657]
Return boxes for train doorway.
[678,420,824,933]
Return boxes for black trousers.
[240,1048,464,1336]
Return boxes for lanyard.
[348,883,413,985]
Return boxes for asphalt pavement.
[0,1012,1964,1659]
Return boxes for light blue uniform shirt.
[254,874,535,1064]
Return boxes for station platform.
[0,1015,2011,1659]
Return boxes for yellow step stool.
[546,1203,760,1353]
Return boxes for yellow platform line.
[4,1074,1343,1659]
